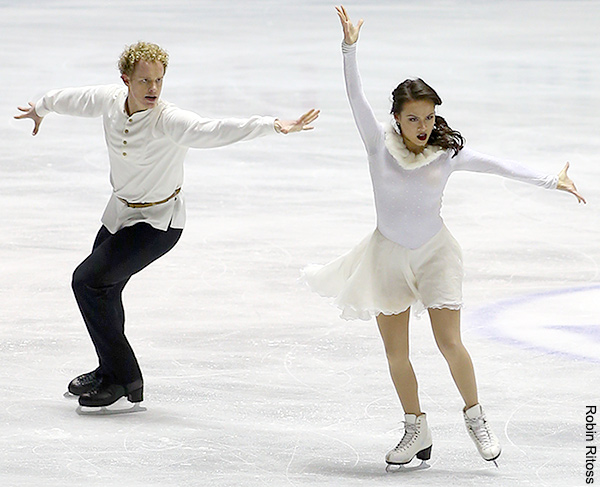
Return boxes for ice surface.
[1,1,599,486]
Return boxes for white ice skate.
[463,404,501,466]
[385,413,433,472]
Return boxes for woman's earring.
[391,115,402,135]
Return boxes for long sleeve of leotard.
[450,147,558,189]
[342,42,384,155]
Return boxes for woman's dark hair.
[391,78,465,157]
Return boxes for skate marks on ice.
[280,329,371,480]
[284,431,361,482]
[503,397,581,487]
[281,329,405,480]
[282,330,480,482]
[281,328,498,481]
[283,328,362,392]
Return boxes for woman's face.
[394,99,436,154]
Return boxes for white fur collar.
[384,122,445,170]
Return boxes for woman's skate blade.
[76,399,146,416]
[385,459,431,473]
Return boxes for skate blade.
[63,391,78,399]
[484,451,501,468]
[76,400,146,416]
[386,460,430,473]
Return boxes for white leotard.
[342,42,558,249]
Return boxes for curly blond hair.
[118,41,169,76]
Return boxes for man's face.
[121,60,165,115]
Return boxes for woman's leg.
[428,308,478,409]
[376,310,421,415]
[430,308,501,462]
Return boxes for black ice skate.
[64,369,102,398]
[76,379,146,415]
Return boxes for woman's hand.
[557,162,586,204]
[274,109,320,134]
[14,102,44,136]
[336,5,363,45]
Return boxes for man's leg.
[72,223,182,386]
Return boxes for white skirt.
[302,226,463,321]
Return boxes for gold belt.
[117,188,181,209]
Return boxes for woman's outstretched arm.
[336,5,384,155]
[451,147,586,203]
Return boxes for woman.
[303,6,585,469]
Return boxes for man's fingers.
[15,102,36,118]
[298,109,319,124]
[15,106,31,118]
[570,183,586,204]
[573,189,586,204]
[304,108,320,121]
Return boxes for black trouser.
[72,223,183,385]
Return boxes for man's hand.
[15,102,44,136]
[557,162,586,204]
[275,109,320,134]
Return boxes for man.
[15,41,319,411]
